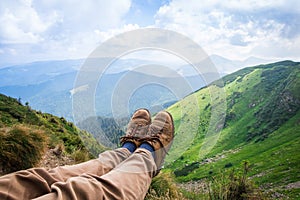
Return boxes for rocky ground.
[37,147,76,170]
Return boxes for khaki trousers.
[0,148,156,200]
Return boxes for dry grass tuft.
[0,125,47,174]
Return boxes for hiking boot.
[142,111,174,176]
[120,108,151,147]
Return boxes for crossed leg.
[0,148,133,200]
[0,109,172,200]
[34,148,156,200]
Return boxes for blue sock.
[140,143,154,153]
[122,142,136,153]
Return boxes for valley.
[0,60,299,199]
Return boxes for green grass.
[164,61,300,199]
[0,93,106,173]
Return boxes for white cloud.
[32,0,132,32]
[0,0,133,64]
[94,24,140,42]
[0,0,132,44]
[0,0,54,43]
[0,0,299,66]
[154,0,300,61]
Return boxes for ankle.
[140,142,154,153]
[122,142,136,153]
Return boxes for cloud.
[229,34,248,46]
[154,0,300,60]
[32,0,132,33]
[0,0,55,44]
[0,0,299,66]
[0,0,133,65]
[0,0,132,44]
[94,24,140,42]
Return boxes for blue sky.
[0,0,299,68]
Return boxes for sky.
[0,0,300,68]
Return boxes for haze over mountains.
[0,55,273,121]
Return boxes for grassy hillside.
[1,60,299,199]
[165,61,300,199]
[0,94,106,174]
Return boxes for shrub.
[207,161,266,200]
[0,125,47,174]
[71,149,91,163]
[174,162,200,177]
[145,172,184,200]
[224,162,233,168]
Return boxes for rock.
[53,145,63,156]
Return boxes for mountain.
[1,60,299,198]
[0,59,83,87]
[0,93,105,174]
[0,61,206,120]
[165,60,300,199]
[1,54,268,120]
[210,54,274,74]
[77,116,129,149]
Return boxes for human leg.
[47,107,152,180]
[33,148,156,200]
[0,108,152,200]
[0,148,130,200]
[33,110,174,200]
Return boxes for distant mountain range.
[209,54,274,73]
[0,68,205,120]
[0,55,273,121]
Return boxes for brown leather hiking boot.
[120,108,151,147]
[142,111,174,176]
